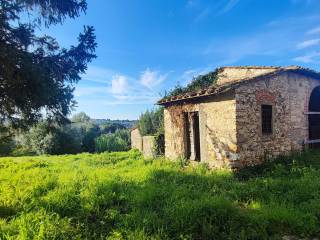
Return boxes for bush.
[138,107,163,136]
[164,70,218,99]
[95,129,130,153]
[138,107,165,156]
[17,121,82,155]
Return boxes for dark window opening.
[261,105,273,135]
[309,86,320,148]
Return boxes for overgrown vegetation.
[138,108,164,136]
[95,129,130,153]
[164,70,219,99]
[1,112,132,156]
[138,107,164,155]
[0,150,320,239]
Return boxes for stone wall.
[164,92,237,168]
[200,93,237,168]
[142,136,155,158]
[235,72,320,167]
[131,128,142,152]
[130,128,156,158]
[216,67,278,86]
[164,104,197,160]
[163,71,320,168]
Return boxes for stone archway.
[308,86,320,148]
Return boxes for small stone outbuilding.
[130,127,156,158]
[158,66,320,168]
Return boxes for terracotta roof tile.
[157,66,320,105]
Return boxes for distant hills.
[91,119,137,129]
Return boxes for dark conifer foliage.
[0,0,97,128]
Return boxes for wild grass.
[0,150,320,239]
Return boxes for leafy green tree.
[138,108,163,136]
[0,0,96,129]
[138,107,164,156]
[95,129,130,153]
[99,123,126,134]
[71,112,91,123]
[77,122,100,152]
[18,120,82,155]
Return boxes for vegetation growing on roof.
[164,69,219,99]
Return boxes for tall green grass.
[0,150,320,239]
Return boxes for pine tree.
[0,0,97,129]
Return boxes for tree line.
[0,112,132,156]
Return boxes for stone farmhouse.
[158,66,320,168]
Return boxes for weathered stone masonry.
[159,66,320,168]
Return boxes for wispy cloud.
[139,69,169,89]
[82,65,115,83]
[77,66,170,106]
[307,26,320,35]
[293,52,320,63]
[194,8,210,22]
[74,86,106,97]
[186,0,197,8]
[202,14,320,64]
[296,38,320,49]
[111,75,129,94]
[290,0,318,5]
[219,0,240,15]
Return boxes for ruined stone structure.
[158,66,320,168]
[131,127,143,152]
[130,127,155,158]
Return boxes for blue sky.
[44,0,320,120]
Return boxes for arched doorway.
[309,86,320,148]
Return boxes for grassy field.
[0,150,320,239]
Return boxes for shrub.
[138,107,165,156]
[17,121,82,155]
[95,129,130,153]
[164,70,218,99]
[138,107,163,136]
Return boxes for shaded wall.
[164,92,237,168]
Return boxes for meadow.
[0,150,320,239]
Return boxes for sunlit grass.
[0,150,319,239]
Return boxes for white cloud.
[139,69,169,89]
[307,26,320,35]
[293,52,320,63]
[296,39,320,49]
[111,75,128,94]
